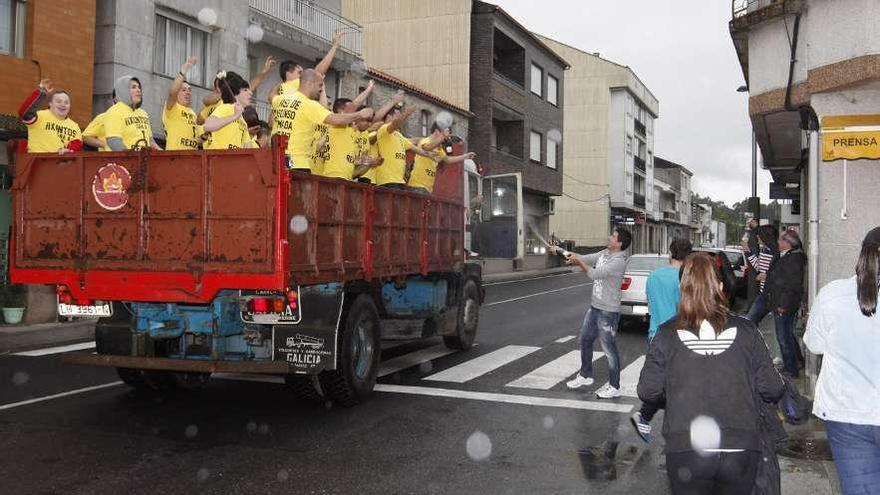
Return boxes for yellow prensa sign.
[821,114,880,161]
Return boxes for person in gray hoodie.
[556,227,631,399]
[105,75,161,151]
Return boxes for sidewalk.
[753,311,841,495]
[0,319,96,354]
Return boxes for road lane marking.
[378,344,459,378]
[599,355,646,398]
[13,341,97,357]
[506,351,603,390]
[423,345,540,383]
[554,335,576,344]
[0,381,123,411]
[374,384,633,413]
[484,283,592,307]
[483,271,576,286]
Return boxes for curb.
[482,267,576,284]
[0,320,96,354]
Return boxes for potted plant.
[0,284,27,324]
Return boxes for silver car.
[619,254,671,321]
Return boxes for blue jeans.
[578,306,621,389]
[774,310,799,376]
[747,292,770,326]
[826,421,880,495]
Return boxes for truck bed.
[10,148,465,303]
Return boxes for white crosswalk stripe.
[378,344,459,378]
[423,345,540,383]
[13,341,96,357]
[554,335,576,344]
[506,351,602,390]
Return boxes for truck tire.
[444,279,479,350]
[319,294,381,407]
[117,368,149,389]
[285,375,324,403]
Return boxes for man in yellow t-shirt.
[163,57,203,150]
[203,71,253,150]
[105,76,161,151]
[285,69,371,172]
[198,56,277,125]
[19,79,82,153]
[373,105,439,188]
[82,111,110,151]
[322,106,381,181]
[408,123,476,194]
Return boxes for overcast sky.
[493,0,773,206]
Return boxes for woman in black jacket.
[764,228,806,378]
[637,253,784,495]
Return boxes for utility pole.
[749,131,761,222]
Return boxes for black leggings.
[665,450,759,495]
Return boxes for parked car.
[721,247,749,297]
[619,254,669,322]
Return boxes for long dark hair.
[677,253,728,334]
[217,71,249,104]
[756,225,778,253]
[856,227,880,317]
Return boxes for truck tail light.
[621,277,632,290]
[272,298,286,313]
[56,285,73,304]
[248,297,271,313]
[286,289,298,310]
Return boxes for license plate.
[631,306,649,315]
[58,303,112,317]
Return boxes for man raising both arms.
[373,101,439,189]
[163,56,203,150]
[408,122,476,194]
[104,76,161,151]
[286,69,371,172]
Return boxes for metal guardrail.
[732,0,775,18]
[253,100,270,122]
[249,0,363,55]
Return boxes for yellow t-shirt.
[162,103,201,151]
[374,124,414,186]
[277,79,300,97]
[322,126,359,180]
[284,91,331,171]
[25,109,82,153]
[360,130,379,183]
[199,102,217,123]
[203,103,250,150]
[104,102,153,150]
[82,112,110,152]
[407,137,447,192]
[311,123,329,175]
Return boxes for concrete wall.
[341,0,472,111]
[0,0,96,127]
[93,0,249,137]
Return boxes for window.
[530,63,543,97]
[547,74,558,106]
[626,172,633,193]
[530,130,542,162]
[154,13,211,87]
[0,0,25,57]
[420,110,431,136]
[625,135,632,155]
[546,138,557,169]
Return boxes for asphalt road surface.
[0,271,669,495]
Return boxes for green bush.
[0,284,27,307]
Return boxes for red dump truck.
[10,144,482,405]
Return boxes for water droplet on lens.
[12,371,29,386]
[677,467,692,482]
[419,361,433,373]
[290,215,308,234]
[246,421,257,433]
[689,415,721,454]
[466,431,492,461]
[185,424,198,439]
[197,8,217,27]
[258,423,269,435]
[197,468,210,482]
[543,416,555,429]
[434,111,454,131]
[246,24,264,43]
[547,129,562,144]
[349,60,368,77]
[277,469,289,482]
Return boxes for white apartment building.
[536,36,660,252]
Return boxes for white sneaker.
[566,375,594,389]
[595,384,621,399]
[772,357,783,366]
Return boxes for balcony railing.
[634,120,646,137]
[253,100,271,122]
[634,156,646,173]
[249,0,362,55]
[633,193,646,208]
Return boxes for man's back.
[646,265,681,340]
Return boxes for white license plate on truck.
[58,303,112,317]
[631,306,649,315]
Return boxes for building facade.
[654,156,695,248]
[537,36,659,253]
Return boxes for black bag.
[751,400,785,495]
[778,374,812,425]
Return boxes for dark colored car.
[693,248,739,306]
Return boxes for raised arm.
[19,79,51,124]
[315,31,343,76]
[351,80,375,109]
[248,56,277,96]
[373,90,405,124]
[203,102,244,132]
[386,105,417,134]
[166,57,197,111]
[324,108,372,127]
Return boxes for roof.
[473,1,571,70]
[367,67,474,118]
[654,156,694,176]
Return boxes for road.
[0,272,668,494]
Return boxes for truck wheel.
[444,279,479,350]
[117,368,149,389]
[319,294,381,407]
[285,375,324,403]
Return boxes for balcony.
[663,211,679,222]
[633,193,646,208]
[634,156,646,173]
[634,120,646,137]
[249,0,362,57]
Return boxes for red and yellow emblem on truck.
[91,163,132,211]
